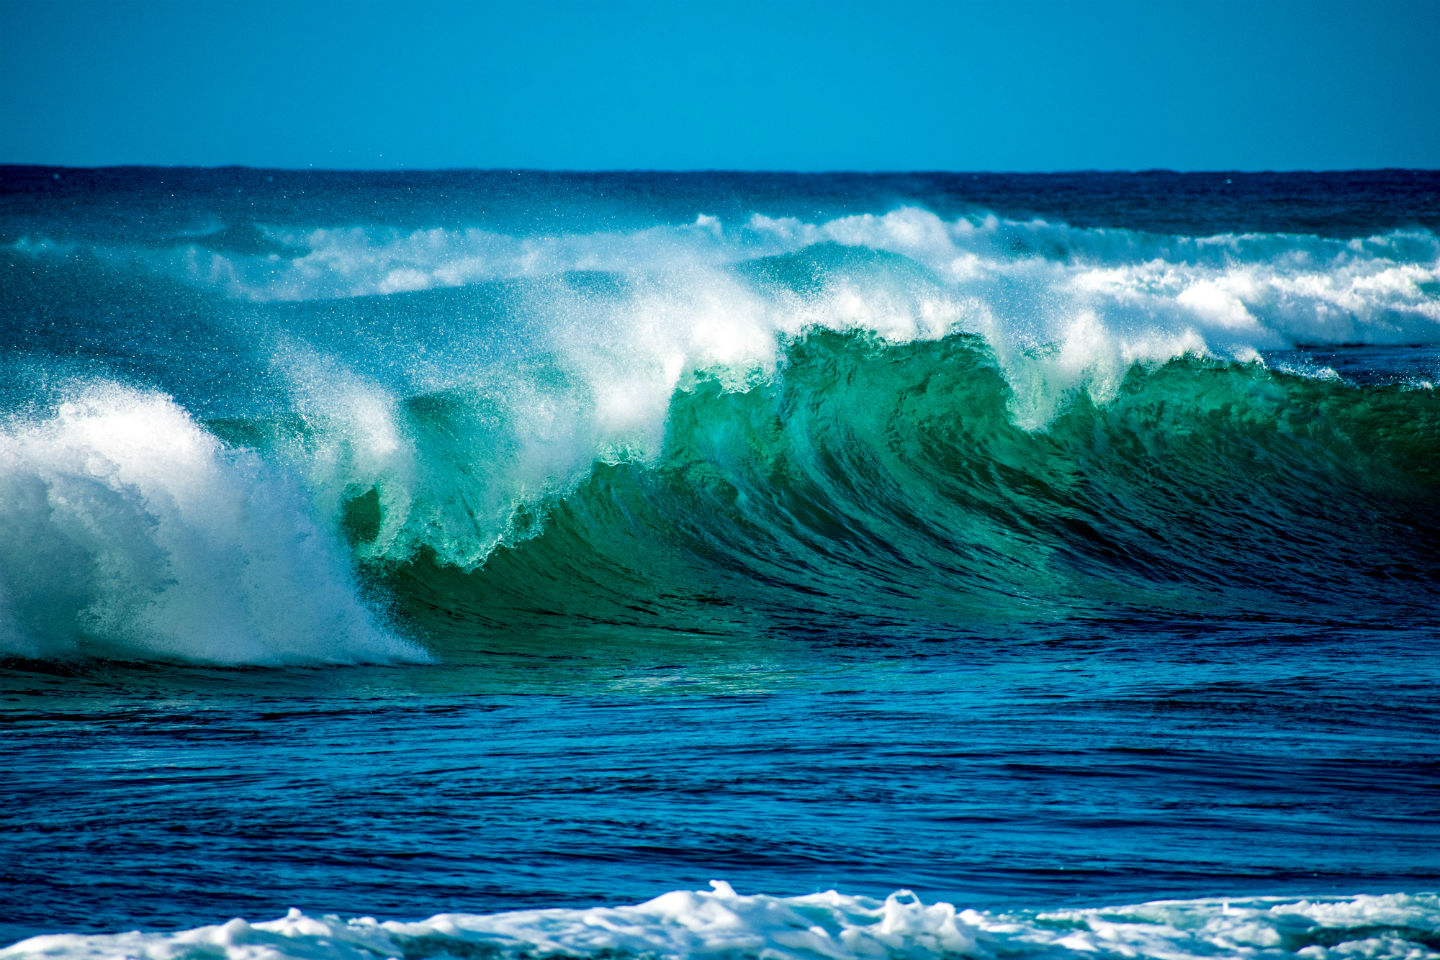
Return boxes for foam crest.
[16,208,1436,351]
[760,210,1438,357]
[6,886,1437,960]
[262,269,782,570]
[0,383,427,664]
[17,207,1436,380]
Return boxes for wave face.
[6,887,1439,960]
[386,334,1440,645]
[1,169,1439,662]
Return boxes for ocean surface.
[1,168,1439,959]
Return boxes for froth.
[0,384,427,665]
[16,208,1438,392]
[5,886,1437,960]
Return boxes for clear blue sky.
[2,0,1437,171]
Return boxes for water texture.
[1,168,1438,956]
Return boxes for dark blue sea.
[2,168,1439,959]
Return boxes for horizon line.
[3,162,1438,177]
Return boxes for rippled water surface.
[2,169,1438,954]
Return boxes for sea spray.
[0,383,425,664]
[4,185,1440,661]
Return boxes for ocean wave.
[6,885,1437,960]
[4,204,1440,664]
[381,334,1440,642]
[3,331,1439,665]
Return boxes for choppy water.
[1,168,1438,957]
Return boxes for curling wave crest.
[0,383,426,665]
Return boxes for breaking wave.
[0,383,426,665]
[5,885,1438,960]
[4,204,1440,664]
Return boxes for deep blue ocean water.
[1,168,1439,958]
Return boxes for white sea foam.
[228,213,1440,357]
[14,210,1437,354]
[5,885,1437,960]
[0,383,428,665]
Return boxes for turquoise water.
[1,169,1439,957]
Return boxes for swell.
[6,331,1437,665]
[380,332,1440,648]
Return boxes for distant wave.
[5,885,1438,959]
[13,207,1440,341]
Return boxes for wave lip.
[0,383,427,666]
[5,885,1437,959]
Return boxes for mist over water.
[2,168,1439,957]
